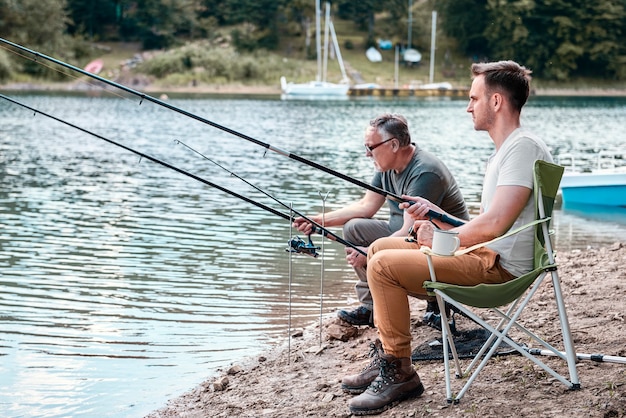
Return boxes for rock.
[326,323,359,341]
[227,365,243,375]
[213,376,229,391]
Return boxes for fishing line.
[174,140,365,255]
[0,93,359,256]
[0,38,465,228]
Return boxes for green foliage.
[440,0,626,80]
[0,48,13,82]
[0,0,71,50]
[0,0,94,80]
[66,0,119,39]
[483,0,626,80]
[439,0,489,57]
[137,40,301,85]
[2,0,625,83]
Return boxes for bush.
[0,50,14,82]
[137,40,304,85]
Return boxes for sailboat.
[280,0,350,97]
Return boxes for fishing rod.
[0,93,362,257]
[174,139,364,255]
[0,37,465,228]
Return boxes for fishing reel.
[405,225,418,243]
[287,235,320,258]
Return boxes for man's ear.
[492,92,503,110]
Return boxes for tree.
[439,0,489,58]
[66,0,118,39]
[484,0,626,80]
[0,0,71,50]
[117,0,203,48]
[0,0,79,78]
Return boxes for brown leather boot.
[348,353,424,415]
[341,339,383,394]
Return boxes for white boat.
[558,150,626,207]
[365,47,382,62]
[403,48,422,65]
[280,1,350,97]
[418,81,452,90]
[403,0,421,65]
[280,77,349,96]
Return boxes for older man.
[293,113,469,327]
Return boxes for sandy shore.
[146,243,625,418]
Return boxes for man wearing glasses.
[293,113,469,327]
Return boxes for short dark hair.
[471,60,532,112]
[369,113,411,146]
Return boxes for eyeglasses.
[364,137,396,152]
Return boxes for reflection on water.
[553,202,626,251]
[0,94,625,417]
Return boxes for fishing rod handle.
[395,196,465,228]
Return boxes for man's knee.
[343,219,390,244]
[343,219,362,242]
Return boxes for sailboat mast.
[315,0,322,82]
[407,0,413,48]
[329,20,347,82]
[429,10,437,83]
[323,2,331,83]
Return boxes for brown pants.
[367,237,515,358]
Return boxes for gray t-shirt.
[372,145,469,232]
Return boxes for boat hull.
[560,172,626,207]
[280,77,349,96]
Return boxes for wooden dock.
[348,87,469,97]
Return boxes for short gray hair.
[369,113,411,146]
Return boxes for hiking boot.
[425,299,440,315]
[423,300,444,330]
[423,311,458,335]
[348,354,424,416]
[341,339,383,394]
[337,305,374,327]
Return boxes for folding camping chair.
[421,160,580,403]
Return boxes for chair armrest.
[420,217,550,257]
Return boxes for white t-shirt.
[482,128,553,277]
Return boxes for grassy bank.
[3,30,626,95]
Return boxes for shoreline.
[147,243,626,418]
[3,81,626,97]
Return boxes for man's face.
[363,126,393,172]
[466,75,495,132]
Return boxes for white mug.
[432,229,460,256]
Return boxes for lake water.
[1,92,625,417]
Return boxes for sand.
[146,243,626,418]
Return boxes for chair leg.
[426,253,463,401]
[436,294,463,403]
[550,270,581,388]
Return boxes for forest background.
[1,0,625,90]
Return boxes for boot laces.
[369,357,399,393]
[360,340,382,373]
